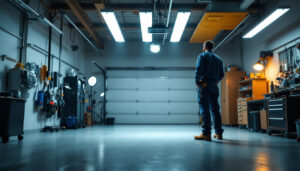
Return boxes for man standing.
[194,40,225,141]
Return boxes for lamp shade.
[88,76,97,86]
[253,62,264,71]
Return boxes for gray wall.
[0,0,87,131]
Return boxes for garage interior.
[1,0,300,170]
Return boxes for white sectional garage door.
[105,68,199,124]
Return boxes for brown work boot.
[213,134,223,140]
[194,134,211,141]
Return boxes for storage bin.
[0,96,25,143]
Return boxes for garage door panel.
[106,114,199,124]
[168,79,195,89]
[169,91,197,101]
[137,91,170,101]
[106,102,138,113]
[107,70,194,78]
[107,78,138,89]
[106,90,138,101]
[168,103,199,113]
[106,69,198,124]
[137,103,169,114]
[138,79,169,89]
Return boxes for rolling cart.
[267,96,300,138]
[0,96,25,143]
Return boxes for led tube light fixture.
[139,11,152,42]
[101,10,125,42]
[243,8,290,38]
[170,11,191,42]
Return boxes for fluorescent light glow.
[243,8,290,38]
[101,11,125,42]
[150,43,160,53]
[88,76,97,87]
[139,11,152,42]
[170,11,191,42]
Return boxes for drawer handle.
[269,99,283,102]
[269,108,283,111]
[269,104,283,107]
[269,118,285,120]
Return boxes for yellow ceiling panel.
[190,12,249,43]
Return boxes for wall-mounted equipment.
[243,8,290,38]
[139,11,152,42]
[150,42,161,53]
[101,10,125,42]
[7,63,38,98]
[170,11,191,43]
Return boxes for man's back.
[195,51,224,84]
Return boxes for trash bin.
[250,111,261,132]
[0,96,25,143]
[296,120,300,142]
[106,118,115,125]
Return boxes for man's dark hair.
[204,40,214,51]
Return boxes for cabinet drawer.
[268,108,285,117]
[268,98,285,105]
[238,103,247,107]
[268,118,286,129]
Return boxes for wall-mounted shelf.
[239,78,267,100]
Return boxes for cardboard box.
[84,112,93,126]
[260,110,268,130]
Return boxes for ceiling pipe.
[10,0,63,35]
[240,0,255,10]
[165,0,173,28]
[63,14,102,56]
[214,14,250,51]
[162,0,173,45]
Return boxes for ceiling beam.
[64,0,104,49]
[93,0,111,40]
[76,24,197,32]
[51,3,206,12]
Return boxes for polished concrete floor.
[0,125,299,171]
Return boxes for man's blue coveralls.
[195,51,225,136]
